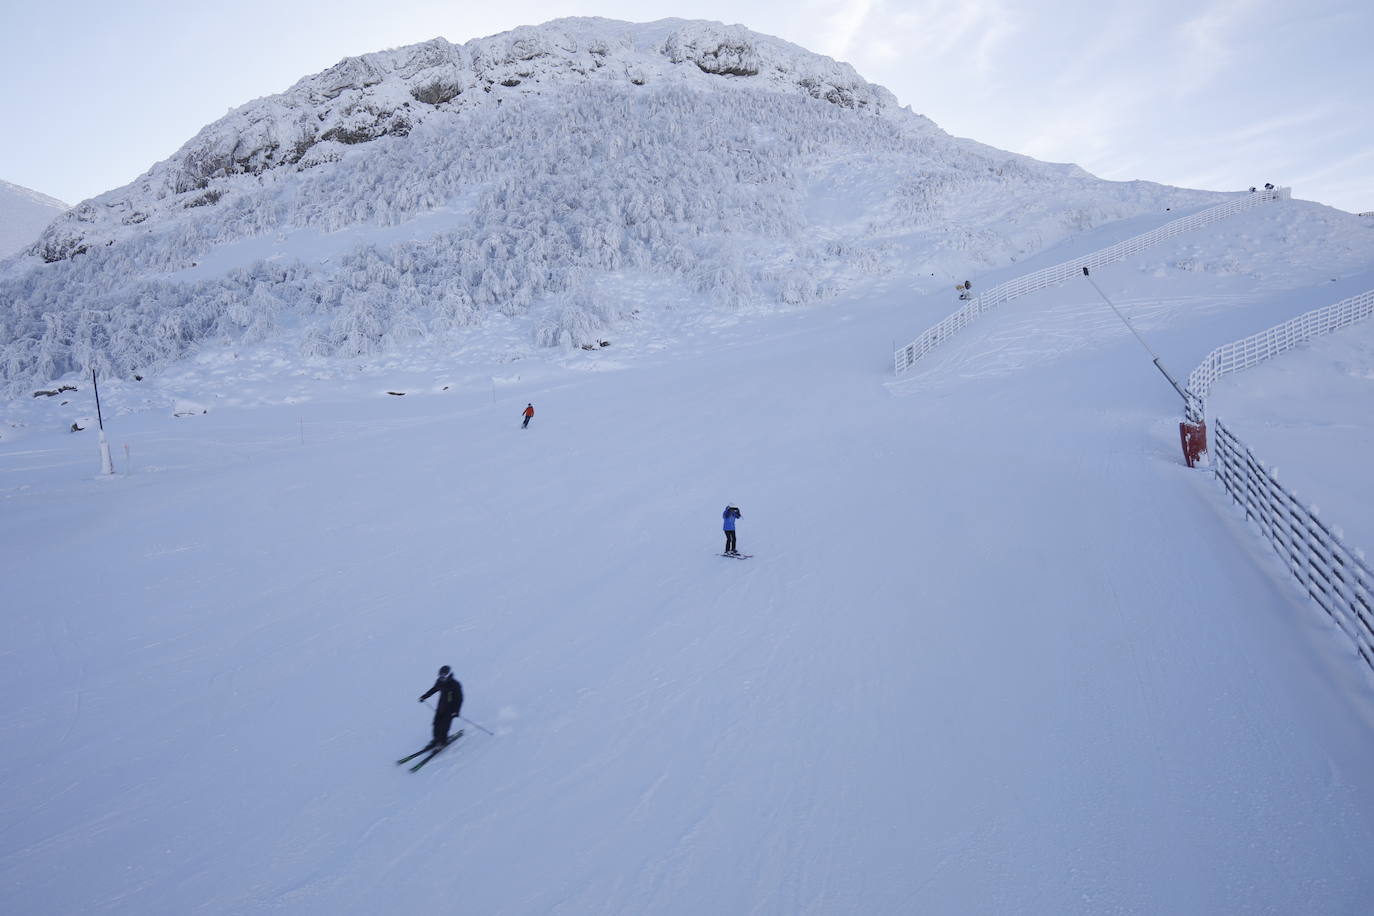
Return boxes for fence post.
[1186,287,1374,678]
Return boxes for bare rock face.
[663,25,762,76]
[410,79,464,106]
[659,22,893,108]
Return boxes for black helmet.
[438,665,451,677]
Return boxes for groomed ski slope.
[5,225,1374,913]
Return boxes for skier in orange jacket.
[521,403,534,429]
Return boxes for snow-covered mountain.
[0,17,1234,394]
[0,179,67,259]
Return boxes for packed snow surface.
[4,199,1374,913]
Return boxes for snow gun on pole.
[1080,267,1208,467]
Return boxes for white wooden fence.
[893,187,1290,375]
[1185,286,1374,674]
[1186,288,1374,410]
[1210,419,1374,671]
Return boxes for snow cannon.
[1179,419,1208,468]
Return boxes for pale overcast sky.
[2,0,1369,212]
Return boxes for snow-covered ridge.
[28,18,898,263]
[0,179,67,212]
[0,179,67,259]
[0,18,1238,395]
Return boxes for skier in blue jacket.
[722,504,741,555]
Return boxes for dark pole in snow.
[91,368,114,475]
[92,368,105,430]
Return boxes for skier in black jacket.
[419,665,464,748]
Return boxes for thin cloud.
[1290,146,1374,187]
[1207,105,1339,146]
[1018,80,1151,165]
[807,0,877,61]
[1171,0,1260,95]
[952,0,1019,79]
[841,0,1016,77]
[1036,7,1152,92]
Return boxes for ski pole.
[423,698,490,735]
[460,715,494,736]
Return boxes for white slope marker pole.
[92,368,114,475]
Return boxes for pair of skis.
[396,729,464,772]
[719,552,753,559]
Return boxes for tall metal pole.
[1080,267,1209,466]
[1080,267,1193,406]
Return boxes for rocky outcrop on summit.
[664,28,764,76]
